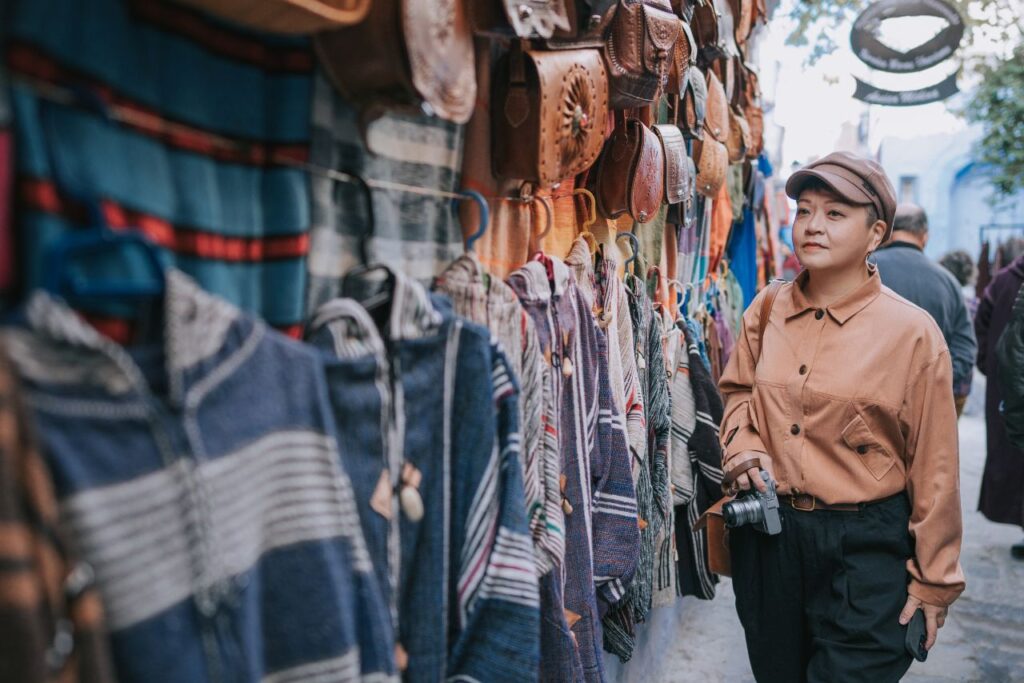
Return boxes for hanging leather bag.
[603,0,681,108]
[679,66,707,140]
[316,0,476,124]
[548,0,618,46]
[692,131,727,197]
[742,63,765,159]
[704,69,730,145]
[492,46,609,186]
[695,279,784,577]
[727,0,753,48]
[653,123,690,206]
[175,0,369,33]
[727,105,751,163]
[589,111,665,222]
[470,0,571,38]
[666,19,696,95]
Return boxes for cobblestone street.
[614,389,1024,682]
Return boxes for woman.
[719,152,965,682]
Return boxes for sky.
[755,0,1021,170]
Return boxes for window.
[899,175,918,203]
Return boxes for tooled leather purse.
[492,46,609,186]
[176,0,369,33]
[603,0,681,108]
[470,0,571,38]
[704,68,731,147]
[588,110,665,223]
[742,62,765,159]
[665,95,697,226]
[666,18,696,95]
[315,0,476,124]
[727,105,752,163]
[691,0,738,65]
[692,126,728,197]
[679,65,707,140]
[653,122,691,206]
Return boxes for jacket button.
[790,424,801,435]
[857,445,868,454]
[799,365,808,375]
[814,309,825,320]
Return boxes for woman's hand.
[724,451,775,494]
[899,595,948,651]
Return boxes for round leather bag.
[692,136,727,197]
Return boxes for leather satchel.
[603,0,681,109]
[589,111,665,222]
[470,0,571,38]
[742,63,764,158]
[176,0,369,33]
[666,19,696,95]
[692,0,737,64]
[679,66,707,140]
[704,69,730,145]
[692,133,727,197]
[653,123,690,205]
[728,0,753,48]
[727,105,751,163]
[665,153,697,225]
[316,0,476,124]
[492,47,609,186]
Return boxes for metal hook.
[341,169,375,267]
[573,188,597,230]
[452,189,490,252]
[668,278,686,306]
[532,195,554,252]
[616,232,640,274]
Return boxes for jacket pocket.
[841,413,895,480]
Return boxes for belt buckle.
[790,494,816,512]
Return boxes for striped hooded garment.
[434,253,564,576]
[509,256,639,683]
[307,269,541,682]
[2,271,395,683]
[675,324,726,600]
[602,274,672,661]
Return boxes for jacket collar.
[784,264,882,325]
[10,270,249,402]
[880,240,924,252]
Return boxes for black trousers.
[730,494,915,683]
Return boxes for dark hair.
[797,178,880,228]
[939,250,975,287]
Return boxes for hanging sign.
[852,72,960,106]
[850,0,964,73]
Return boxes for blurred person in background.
[975,248,1024,558]
[940,249,980,409]
[872,205,977,416]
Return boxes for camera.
[722,470,782,535]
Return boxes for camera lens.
[723,497,764,528]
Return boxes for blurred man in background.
[872,204,977,416]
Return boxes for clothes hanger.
[41,100,166,302]
[339,170,397,320]
[530,194,554,258]
[616,232,640,277]
[456,189,491,253]
[573,188,599,255]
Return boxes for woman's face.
[793,188,886,273]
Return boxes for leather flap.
[694,137,727,197]
[642,1,682,73]
[681,67,707,139]
[628,121,666,222]
[680,20,698,65]
[694,495,731,530]
[653,124,687,204]
[527,48,609,184]
[705,69,730,143]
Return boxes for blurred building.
[879,127,1024,259]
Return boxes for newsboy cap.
[785,151,897,240]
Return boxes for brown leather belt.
[782,493,859,512]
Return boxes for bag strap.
[757,279,784,362]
